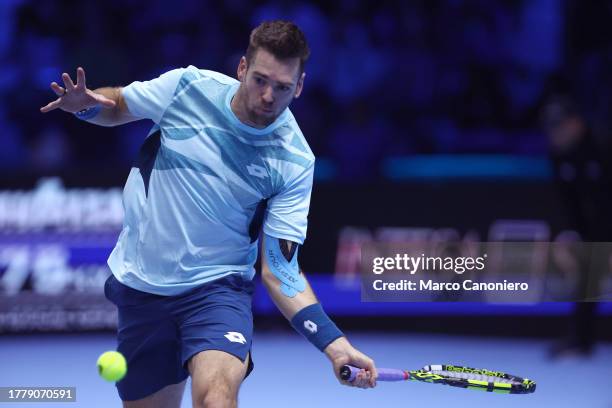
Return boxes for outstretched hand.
[40,67,116,114]
[325,337,378,389]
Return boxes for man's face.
[237,48,305,127]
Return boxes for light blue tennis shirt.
[107,66,315,295]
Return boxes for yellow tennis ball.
[97,351,127,382]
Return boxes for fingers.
[42,68,95,114]
[50,82,65,97]
[350,369,374,389]
[338,367,375,389]
[364,358,378,387]
[62,72,76,91]
[76,67,86,89]
[329,340,377,389]
[40,98,61,113]
[350,354,377,387]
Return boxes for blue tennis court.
[2,331,610,407]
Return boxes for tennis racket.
[340,364,536,394]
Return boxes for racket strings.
[429,370,516,384]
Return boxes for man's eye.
[255,77,264,85]
[278,86,290,92]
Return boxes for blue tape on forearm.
[290,303,344,352]
[264,234,306,298]
[74,105,101,120]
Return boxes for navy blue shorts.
[104,274,255,401]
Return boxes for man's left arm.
[261,234,377,388]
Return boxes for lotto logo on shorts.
[303,320,317,334]
[224,332,247,344]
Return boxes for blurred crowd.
[1,0,611,182]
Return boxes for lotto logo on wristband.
[303,320,318,334]
[291,304,343,351]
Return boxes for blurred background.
[1,0,612,406]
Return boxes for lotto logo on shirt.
[246,164,268,179]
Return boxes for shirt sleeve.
[121,68,186,123]
[263,163,315,245]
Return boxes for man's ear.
[237,56,247,82]
[294,72,306,98]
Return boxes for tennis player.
[41,20,377,407]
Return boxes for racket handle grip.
[340,365,408,382]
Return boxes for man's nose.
[262,86,274,104]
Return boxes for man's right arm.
[40,66,184,127]
[81,86,138,127]
[40,67,138,127]
[86,87,140,126]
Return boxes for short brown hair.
[246,20,310,72]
